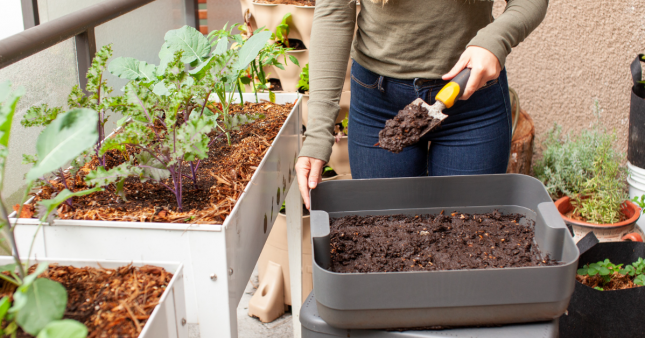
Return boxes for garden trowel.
[417,67,471,138]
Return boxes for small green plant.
[298,63,309,92]
[632,195,645,212]
[577,258,645,290]
[274,13,291,48]
[0,81,101,337]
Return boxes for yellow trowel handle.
[435,68,471,109]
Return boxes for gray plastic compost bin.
[300,291,559,338]
[310,174,579,330]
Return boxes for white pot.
[628,161,645,230]
[11,93,302,338]
[327,136,350,175]
[273,49,308,92]
[0,257,185,338]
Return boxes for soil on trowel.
[329,211,559,273]
[378,103,437,154]
[6,264,173,338]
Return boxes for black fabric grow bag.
[559,235,645,338]
[628,54,645,168]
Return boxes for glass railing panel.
[0,39,79,204]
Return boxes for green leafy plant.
[298,63,309,92]
[632,195,645,212]
[0,81,99,337]
[534,118,627,224]
[577,257,645,290]
[274,13,291,48]
[92,25,271,211]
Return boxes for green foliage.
[534,120,627,224]
[298,63,309,92]
[102,24,271,210]
[577,258,645,290]
[37,319,88,338]
[632,195,645,211]
[0,83,90,337]
[275,13,291,48]
[26,108,99,182]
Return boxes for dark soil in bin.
[378,103,438,154]
[25,101,293,224]
[329,211,559,273]
[7,264,172,337]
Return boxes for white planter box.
[11,93,302,337]
[0,257,185,338]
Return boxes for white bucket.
[627,162,645,229]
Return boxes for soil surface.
[577,273,642,291]
[27,101,293,224]
[329,211,559,273]
[269,79,283,92]
[254,0,314,5]
[378,103,438,153]
[5,264,173,338]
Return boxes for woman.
[296,0,548,208]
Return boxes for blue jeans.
[348,61,512,179]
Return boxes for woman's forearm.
[467,0,549,68]
[300,0,357,162]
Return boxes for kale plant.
[87,25,272,211]
[0,81,102,337]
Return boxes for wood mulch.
[5,264,173,338]
[26,101,293,224]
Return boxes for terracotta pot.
[327,136,350,175]
[554,196,642,243]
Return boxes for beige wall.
[494,0,645,152]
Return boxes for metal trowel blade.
[410,98,448,137]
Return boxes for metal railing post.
[74,28,97,93]
[20,0,40,29]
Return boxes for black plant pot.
[559,239,645,337]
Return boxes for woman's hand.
[295,156,326,209]
[442,46,502,100]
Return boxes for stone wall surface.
[494,0,645,152]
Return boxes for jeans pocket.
[351,61,380,89]
[477,78,499,91]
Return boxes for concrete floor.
[188,265,294,338]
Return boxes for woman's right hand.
[295,156,326,209]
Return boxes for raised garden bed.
[0,258,185,338]
[329,211,558,274]
[309,175,579,330]
[12,92,302,338]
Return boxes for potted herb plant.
[0,82,186,338]
[534,122,642,242]
[11,24,302,338]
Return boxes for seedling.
[275,13,291,48]
[298,63,309,92]
[0,81,101,337]
[578,257,645,290]
[631,195,645,212]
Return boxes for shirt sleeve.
[299,0,357,162]
[467,0,548,68]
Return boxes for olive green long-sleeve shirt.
[300,0,548,162]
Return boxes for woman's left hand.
[442,46,502,100]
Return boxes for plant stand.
[12,93,302,338]
[300,292,558,338]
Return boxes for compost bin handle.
[576,232,599,255]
